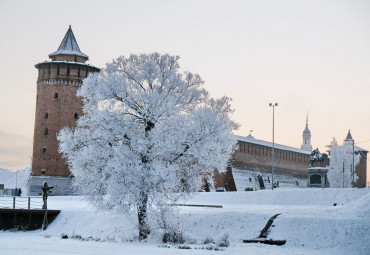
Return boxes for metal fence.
[0,197,43,210]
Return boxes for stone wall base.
[28,176,76,196]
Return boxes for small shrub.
[216,233,229,247]
[178,245,191,249]
[203,236,215,244]
[162,231,185,244]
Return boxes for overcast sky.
[1,0,370,170]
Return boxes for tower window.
[78,65,80,77]
[42,147,47,153]
[45,112,48,119]
[74,113,79,120]
[54,92,58,99]
[57,64,60,75]
[41,169,46,175]
[44,127,48,136]
[67,64,70,76]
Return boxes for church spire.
[306,112,308,126]
[301,113,312,151]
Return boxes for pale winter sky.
[0,0,369,170]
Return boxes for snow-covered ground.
[1,188,369,255]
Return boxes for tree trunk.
[137,121,154,240]
[137,192,150,240]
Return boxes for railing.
[0,197,43,210]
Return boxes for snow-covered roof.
[235,134,311,155]
[49,26,89,59]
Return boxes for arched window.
[74,113,79,120]
[44,127,48,136]
[54,92,58,99]
[45,112,48,119]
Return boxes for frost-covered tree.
[325,137,338,150]
[58,53,237,239]
[328,142,360,188]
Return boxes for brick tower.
[29,26,100,195]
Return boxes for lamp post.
[352,139,355,185]
[269,103,278,190]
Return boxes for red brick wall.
[355,151,367,188]
[31,56,99,177]
[232,141,310,178]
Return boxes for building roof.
[235,134,311,155]
[49,26,89,59]
[35,60,99,71]
[345,129,353,141]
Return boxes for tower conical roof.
[49,26,88,59]
[345,129,353,141]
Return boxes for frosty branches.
[328,142,360,188]
[58,53,238,239]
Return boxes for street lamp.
[269,103,278,190]
[352,139,355,185]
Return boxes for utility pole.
[352,139,355,185]
[269,103,278,190]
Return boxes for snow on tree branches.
[58,53,238,239]
[327,141,360,188]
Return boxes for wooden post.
[41,182,55,230]
[13,197,15,209]
[42,199,48,230]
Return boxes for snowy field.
[1,188,369,255]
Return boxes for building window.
[74,113,79,120]
[44,127,48,136]
[42,147,47,153]
[57,64,60,75]
[54,92,58,99]
[78,65,81,77]
[41,169,46,175]
[67,64,70,76]
[45,112,48,119]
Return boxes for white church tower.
[301,114,312,151]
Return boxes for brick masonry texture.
[32,57,99,177]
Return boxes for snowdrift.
[32,188,370,255]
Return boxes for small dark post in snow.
[42,182,56,230]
